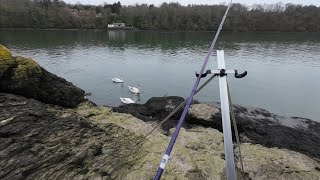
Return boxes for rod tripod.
[154,50,247,180]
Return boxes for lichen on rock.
[188,104,220,121]
[12,56,42,80]
[74,102,320,180]
[0,45,85,107]
[0,45,13,77]
[236,144,320,180]
[1,94,320,179]
[0,45,12,62]
[75,102,228,179]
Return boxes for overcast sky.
[62,0,320,6]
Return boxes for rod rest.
[195,70,211,78]
[235,70,247,78]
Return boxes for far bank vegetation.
[0,0,319,32]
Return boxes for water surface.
[1,30,319,121]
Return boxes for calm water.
[1,30,320,121]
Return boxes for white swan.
[128,85,140,94]
[112,75,123,83]
[120,95,136,104]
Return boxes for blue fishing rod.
[154,1,234,179]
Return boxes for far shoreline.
[1,28,320,33]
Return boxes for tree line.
[0,0,319,32]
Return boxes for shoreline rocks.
[1,93,319,179]
[0,45,85,107]
[0,93,145,179]
[113,96,320,163]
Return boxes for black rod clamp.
[220,69,226,77]
[195,70,211,78]
[235,70,247,78]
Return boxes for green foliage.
[0,0,319,31]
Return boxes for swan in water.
[112,75,124,83]
[128,84,140,94]
[120,94,136,104]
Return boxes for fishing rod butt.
[154,168,164,180]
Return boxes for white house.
[108,22,125,28]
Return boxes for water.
[1,30,320,121]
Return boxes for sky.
[62,0,320,6]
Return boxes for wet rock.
[0,45,85,107]
[233,105,320,163]
[114,96,320,163]
[113,96,186,132]
[114,96,184,120]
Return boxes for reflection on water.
[108,30,125,41]
[1,30,319,121]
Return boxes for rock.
[113,96,186,132]
[76,100,319,179]
[114,96,185,119]
[1,93,319,179]
[236,144,320,180]
[0,45,85,107]
[188,103,220,121]
[0,93,145,179]
[114,96,320,163]
[0,45,13,77]
[77,101,320,179]
[233,106,320,163]
[0,45,12,61]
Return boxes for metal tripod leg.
[217,50,236,180]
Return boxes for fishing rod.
[154,1,234,179]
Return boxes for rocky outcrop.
[114,96,186,132]
[1,93,319,179]
[0,93,144,179]
[193,103,320,164]
[235,144,320,180]
[113,96,320,163]
[0,45,85,107]
[1,45,319,179]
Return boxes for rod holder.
[195,70,211,78]
[234,70,247,78]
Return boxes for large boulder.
[0,45,85,107]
